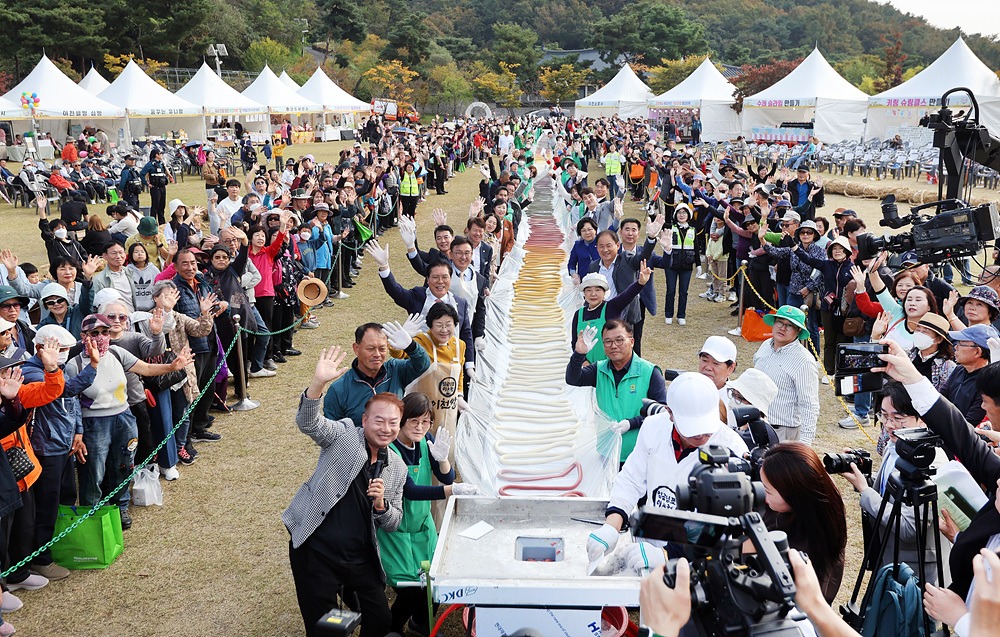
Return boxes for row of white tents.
[575,38,1000,144]
[0,55,371,142]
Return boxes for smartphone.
[630,507,734,548]
[836,342,888,374]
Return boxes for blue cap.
[948,324,1000,352]
[901,251,919,266]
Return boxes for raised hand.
[645,213,664,238]
[81,255,104,280]
[872,311,891,340]
[398,216,417,249]
[427,427,453,462]
[850,265,867,290]
[365,239,390,270]
[401,313,426,337]
[199,291,219,315]
[37,336,62,371]
[0,249,18,275]
[575,324,599,355]
[943,289,960,319]
[170,347,194,370]
[149,307,165,334]
[0,368,24,400]
[432,208,447,227]
[311,346,349,387]
[638,260,652,285]
[382,320,414,350]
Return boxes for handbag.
[51,505,124,569]
[5,430,34,482]
[143,348,185,393]
[842,317,866,337]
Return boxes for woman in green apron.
[376,393,479,635]
[570,261,652,364]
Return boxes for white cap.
[0,317,14,333]
[33,324,77,347]
[93,288,123,312]
[40,283,69,302]
[699,335,737,364]
[667,373,723,438]
[727,369,778,416]
[580,273,610,291]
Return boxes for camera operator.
[839,381,946,585]
[872,340,1000,632]
[585,372,747,572]
[283,347,407,637]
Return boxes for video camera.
[893,427,942,478]
[630,445,807,637]
[856,88,1000,265]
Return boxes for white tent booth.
[98,60,205,143]
[648,57,741,142]
[575,64,654,119]
[79,67,111,95]
[0,97,29,161]
[242,65,322,140]
[296,67,369,140]
[866,38,1000,141]
[278,71,301,91]
[741,48,868,143]
[2,56,126,157]
[175,62,269,142]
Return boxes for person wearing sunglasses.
[36,257,104,340]
[0,287,32,356]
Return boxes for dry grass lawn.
[2,141,995,635]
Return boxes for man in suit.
[285,345,407,637]
[587,223,660,356]
[402,223,453,277]
[466,217,494,281]
[366,240,477,379]
[447,236,488,349]
[618,218,660,351]
[779,165,824,221]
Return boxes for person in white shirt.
[107,204,139,242]
[214,179,244,233]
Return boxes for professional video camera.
[631,446,807,637]
[893,427,942,476]
[730,405,773,481]
[856,88,1000,265]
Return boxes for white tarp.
[742,48,868,142]
[648,58,741,142]
[175,62,268,116]
[576,64,655,119]
[2,55,124,119]
[867,38,1000,140]
[297,67,369,113]
[78,67,111,94]
[242,65,322,114]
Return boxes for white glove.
[381,320,413,350]
[365,239,390,269]
[587,523,621,563]
[612,419,631,435]
[398,217,417,249]
[625,541,667,574]
[427,427,453,462]
[989,336,1000,364]
[475,337,486,352]
[465,362,476,383]
[579,324,599,354]
[452,483,480,496]
[571,273,581,286]
[401,312,425,337]
[457,396,469,412]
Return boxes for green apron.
[577,303,608,364]
[376,439,438,587]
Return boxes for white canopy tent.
[175,62,269,138]
[2,55,125,147]
[243,65,322,115]
[648,58,740,142]
[98,60,204,142]
[866,38,1000,140]
[742,48,869,143]
[575,64,654,119]
[297,67,369,135]
[278,71,301,91]
[0,96,27,120]
[79,67,111,94]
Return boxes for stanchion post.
[737,260,748,327]
[230,314,260,412]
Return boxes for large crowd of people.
[1,110,1000,637]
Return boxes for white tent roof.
[79,67,111,94]
[744,48,868,107]
[576,64,655,115]
[98,60,202,117]
[175,62,267,115]
[870,38,1000,107]
[0,96,26,119]
[649,58,737,106]
[242,66,322,114]
[278,71,301,91]
[1,55,123,119]
[297,67,369,112]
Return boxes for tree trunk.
[322,31,331,66]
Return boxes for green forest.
[1,0,998,106]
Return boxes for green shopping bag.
[353,217,374,244]
[50,505,124,570]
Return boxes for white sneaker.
[665,318,673,325]
[697,272,708,280]
[2,591,22,613]
[161,466,180,481]
[821,376,830,385]
[728,292,737,302]
[678,318,686,326]
[699,291,713,299]
[335,291,349,299]
[728,327,743,336]
[7,574,48,592]
[249,368,277,378]
[696,266,704,277]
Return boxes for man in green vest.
[565,318,667,463]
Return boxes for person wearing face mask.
[908,313,958,392]
[36,196,88,265]
[20,326,96,584]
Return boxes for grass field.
[1,141,994,635]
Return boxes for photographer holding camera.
[873,339,1000,633]
[839,381,946,585]
[586,372,747,574]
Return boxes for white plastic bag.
[131,467,164,507]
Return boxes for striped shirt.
[753,338,820,444]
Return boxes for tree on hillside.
[472,61,523,115]
[317,0,366,43]
[243,39,294,73]
[384,5,432,68]
[874,32,907,93]
[491,23,541,88]
[589,1,708,66]
[428,62,474,114]
[364,59,418,102]
[731,58,802,106]
[539,64,590,105]
[103,54,170,86]
[646,55,710,94]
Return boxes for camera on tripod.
[630,445,808,637]
[893,428,942,476]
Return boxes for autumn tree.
[472,61,522,115]
[103,54,169,87]
[428,62,473,115]
[646,55,710,94]
[363,59,418,102]
[539,64,590,105]
[732,58,802,99]
[874,32,907,92]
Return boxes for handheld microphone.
[369,447,388,503]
